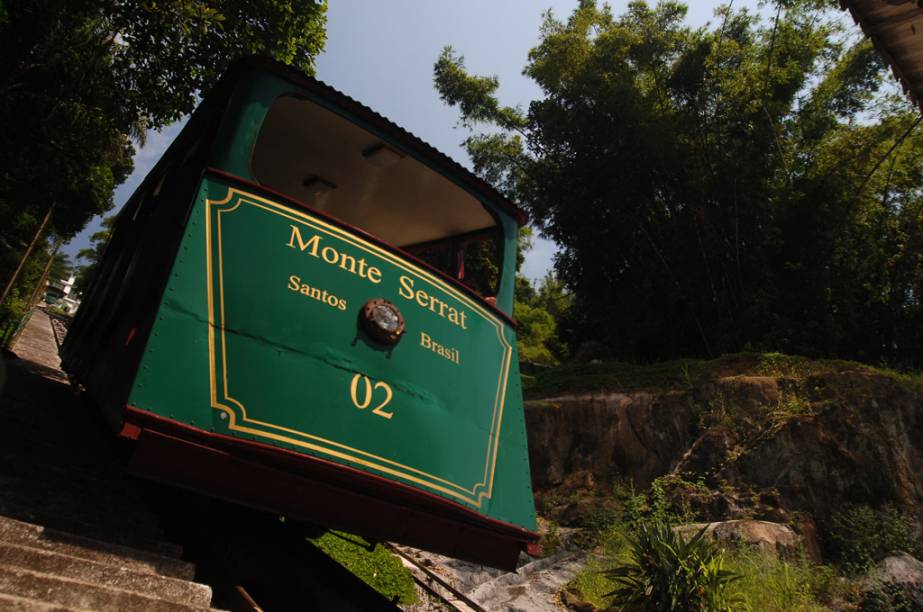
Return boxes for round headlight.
[359,299,405,345]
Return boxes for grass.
[571,522,846,611]
[309,531,419,605]
[523,356,711,398]
[727,549,842,612]
[524,351,923,399]
[569,523,630,608]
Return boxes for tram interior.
[252,95,504,297]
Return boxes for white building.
[45,274,81,315]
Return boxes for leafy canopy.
[0,0,326,318]
[434,0,923,365]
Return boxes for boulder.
[561,587,597,611]
[674,520,806,559]
[863,552,923,610]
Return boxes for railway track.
[45,311,70,351]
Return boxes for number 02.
[349,374,394,420]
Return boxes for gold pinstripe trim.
[205,185,513,508]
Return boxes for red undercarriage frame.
[120,406,540,570]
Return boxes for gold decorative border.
[205,185,513,508]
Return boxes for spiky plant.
[604,521,741,611]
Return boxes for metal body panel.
[60,57,538,565]
[129,175,537,530]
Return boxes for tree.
[434,0,923,365]
[48,252,72,285]
[0,0,327,312]
[515,271,573,366]
[73,215,116,296]
[0,0,327,339]
[514,231,573,366]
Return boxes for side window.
[407,229,503,297]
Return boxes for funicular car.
[61,56,539,569]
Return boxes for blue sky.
[63,1,765,280]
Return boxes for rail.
[383,543,486,612]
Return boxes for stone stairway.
[0,515,213,611]
[0,311,220,610]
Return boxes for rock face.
[737,372,923,523]
[525,391,698,493]
[525,369,923,534]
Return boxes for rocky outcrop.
[736,372,923,524]
[525,390,698,492]
[400,523,591,612]
[525,370,923,535]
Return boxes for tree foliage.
[516,271,573,365]
[0,0,326,327]
[74,215,116,296]
[435,0,923,365]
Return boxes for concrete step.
[0,470,163,530]
[0,409,116,452]
[0,543,212,608]
[0,498,172,556]
[0,450,128,486]
[0,592,90,611]
[0,462,158,510]
[0,564,208,612]
[0,432,125,478]
[0,516,194,580]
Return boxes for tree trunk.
[0,205,54,307]
[27,240,60,310]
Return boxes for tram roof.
[210,56,528,227]
[842,0,923,115]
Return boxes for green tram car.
[61,57,539,569]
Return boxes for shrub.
[825,505,920,573]
[571,521,844,610]
[309,531,418,605]
[859,582,915,612]
[603,521,741,611]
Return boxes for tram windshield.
[252,95,503,296]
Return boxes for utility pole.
[0,205,54,307]
[27,240,61,310]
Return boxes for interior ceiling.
[252,96,497,248]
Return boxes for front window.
[251,95,502,297]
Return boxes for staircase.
[0,515,213,611]
[0,310,220,610]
